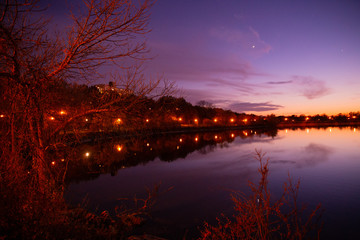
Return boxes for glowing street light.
[85,152,90,157]
[146,119,149,123]
[243,119,248,123]
[0,114,4,118]
[230,118,234,123]
[178,117,182,121]
[115,144,123,152]
[214,118,218,123]
[195,137,198,142]
[59,110,66,115]
[49,116,55,120]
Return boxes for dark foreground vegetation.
[198,151,323,240]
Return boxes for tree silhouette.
[0,0,166,236]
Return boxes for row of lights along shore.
[52,126,357,167]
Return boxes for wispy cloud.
[227,101,283,112]
[266,81,293,85]
[291,76,331,99]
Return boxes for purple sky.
[143,0,360,115]
[44,0,360,115]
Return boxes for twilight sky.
[44,0,360,115]
[143,0,360,115]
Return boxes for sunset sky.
[45,0,360,116]
[144,0,360,115]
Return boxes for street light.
[115,144,123,152]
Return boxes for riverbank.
[71,121,360,144]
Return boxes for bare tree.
[0,0,169,235]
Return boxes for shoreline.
[72,121,360,143]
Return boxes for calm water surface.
[65,127,360,239]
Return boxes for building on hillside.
[95,81,133,95]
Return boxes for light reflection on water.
[65,127,360,239]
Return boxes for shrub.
[199,150,322,240]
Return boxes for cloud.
[178,89,283,113]
[266,81,293,85]
[206,78,258,94]
[227,101,283,112]
[210,26,272,57]
[291,75,331,99]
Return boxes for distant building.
[95,82,133,95]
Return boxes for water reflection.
[65,129,278,183]
[298,143,334,167]
[65,126,360,239]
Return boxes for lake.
[65,127,360,239]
